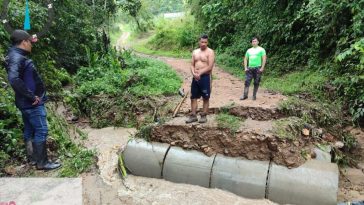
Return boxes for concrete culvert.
[210,154,270,199]
[267,160,339,205]
[122,139,170,179]
[122,139,339,205]
[162,146,215,188]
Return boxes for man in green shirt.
[240,37,267,100]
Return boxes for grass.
[47,104,95,177]
[272,117,306,140]
[132,33,191,58]
[261,69,328,95]
[216,113,242,133]
[278,96,343,129]
[69,50,182,128]
[215,53,329,96]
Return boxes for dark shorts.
[191,74,211,99]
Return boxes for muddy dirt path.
[137,54,286,114]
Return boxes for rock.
[71,116,79,121]
[323,133,335,142]
[224,149,229,154]
[4,166,16,175]
[201,145,208,149]
[170,141,176,146]
[335,141,345,149]
[313,148,331,163]
[310,150,317,159]
[302,128,310,136]
[183,144,189,148]
[285,158,296,168]
[267,141,278,152]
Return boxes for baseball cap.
[10,30,38,44]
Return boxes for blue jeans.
[20,105,48,143]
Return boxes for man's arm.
[7,58,37,103]
[260,55,267,72]
[198,50,215,75]
[190,52,200,80]
[244,57,248,71]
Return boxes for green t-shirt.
[245,46,266,67]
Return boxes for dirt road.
[136,54,286,113]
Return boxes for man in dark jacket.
[5,30,61,171]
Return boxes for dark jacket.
[4,47,46,109]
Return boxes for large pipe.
[162,146,215,187]
[267,160,339,205]
[122,139,339,205]
[122,139,170,179]
[210,154,269,199]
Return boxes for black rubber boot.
[33,141,61,171]
[253,85,259,100]
[26,141,36,166]
[240,87,249,100]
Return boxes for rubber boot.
[199,113,207,123]
[26,141,36,166]
[253,85,259,100]
[240,87,249,100]
[33,141,61,171]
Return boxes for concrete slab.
[123,139,170,179]
[314,147,332,163]
[267,160,339,205]
[210,154,269,199]
[162,146,215,187]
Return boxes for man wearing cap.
[240,37,267,100]
[4,30,61,171]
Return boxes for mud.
[83,173,278,205]
[151,116,312,168]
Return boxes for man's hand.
[245,68,249,72]
[193,72,200,81]
[259,68,264,73]
[32,96,40,105]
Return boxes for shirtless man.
[186,34,215,123]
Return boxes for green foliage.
[119,0,142,17]
[134,124,155,141]
[147,15,201,54]
[262,70,328,95]
[216,113,242,133]
[0,71,25,174]
[272,117,306,140]
[335,38,364,122]
[145,0,184,14]
[47,105,95,177]
[68,49,181,128]
[188,0,364,123]
[278,97,343,131]
[333,133,358,167]
[0,0,113,176]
